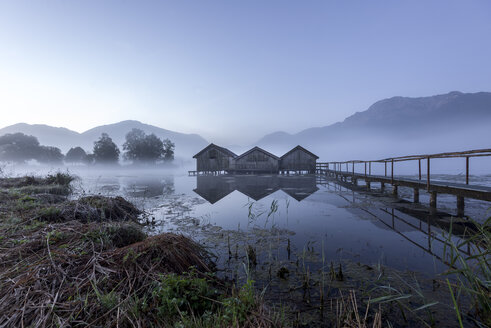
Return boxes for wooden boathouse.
[192,143,237,174]
[230,146,280,174]
[190,144,318,175]
[280,145,319,174]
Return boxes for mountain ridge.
[255,91,491,159]
[0,120,209,159]
[2,91,490,161]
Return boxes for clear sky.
[1,1,490,144]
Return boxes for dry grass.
[334,290,382,328]
[0,174,282,328]
[0,220,214,327]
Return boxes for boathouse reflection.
[194,175,318,204]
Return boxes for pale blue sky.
[1,1,490,144]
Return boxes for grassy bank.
[0,173,281,327]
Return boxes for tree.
[0,133,41,163]
[84,153,95,165]
[93,133,120,164]
[65,147,87,163]
[37,146,64,164]
[163,139,175,162]
[123,128,174,164]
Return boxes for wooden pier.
[316,148,491,217]
[188,170,227,176]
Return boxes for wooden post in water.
[426,157,430,191]
[430,191,437,208]
[414,188,419,203]
[392,185,398,197]
[366,181,371,190]
[466,156,469,185]
[457,196,465,217]
[385,161,387,177]
[418,159,421,180]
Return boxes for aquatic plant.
[442,217,491,327]
[45,171,75,187]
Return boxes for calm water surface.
[70,168,491,279]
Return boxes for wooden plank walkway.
[317,169,491,202]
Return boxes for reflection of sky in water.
[71,169,490,278]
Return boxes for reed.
[442,217,490,327]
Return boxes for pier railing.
[317,148,491,190]
[316,148,491,216]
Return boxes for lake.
[65,168,489,273]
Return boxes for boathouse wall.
[193,144,236,172]
[231,147,279,173]
[280,146,318,173]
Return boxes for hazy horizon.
[2,1,491,144]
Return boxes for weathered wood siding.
[196,147,234,171]
[280,149,317,172]
[232,149,279,172]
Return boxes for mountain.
[0,123,82,151]
[80,120,208,159]
[0,120,208,159]
[256,91,491,160]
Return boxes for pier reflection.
[194,175,318,204]
[317,175,473,265]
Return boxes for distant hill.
[0,120,208,159]
[0,123,81,150]
[255,91,491,160]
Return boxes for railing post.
[369,161,371,175]
[427,157,430,191]
[466,156,469,185]
[391,159,394,184]
[364,162,367,176]
[385,161,387,177]
[418,159,421,180]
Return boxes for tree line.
[0,128,174,165]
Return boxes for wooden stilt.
[430,192,437,208]
[457,196,465,217]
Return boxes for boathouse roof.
[193,143,238,159]
[281,145,319,159]
[235,146,280,161]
